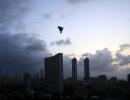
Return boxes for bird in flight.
[58,26,64,33]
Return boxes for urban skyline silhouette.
[0,0,130,99]
[0,53,130,99]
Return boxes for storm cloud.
[62,47,130,79]
[0,0,31,31]
[0,33,51,74]
[80,48,118,78]
[78,45,130,79]
[0,0,129,79]
[50,38,71,46]
[0,0,51,74]
[63,48,119,79]
[115,53,130,66]
[47,45,130,79]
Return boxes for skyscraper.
[127,73,130,83]
[44,53,63,94]
[40,69,44,80]
[24,73,31,96]
[84,58,89,82]
[0,67,2,77]
[72,58,77,82]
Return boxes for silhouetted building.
[32,73,39,80]
[109,76,117,84]
[127,73,130,83]
[84,58,89,82]
[98,75,107,82]
[44,53,63,94]
[72,58,77,82]
[0,67,2,77]
[40,69,44,80]
[24,73,31,96]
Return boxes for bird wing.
[58,26,64,33]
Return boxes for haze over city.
[0,0,130,79]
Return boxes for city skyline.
[0,0,129,79]
[0,1,130,99]
[0,54,130,99]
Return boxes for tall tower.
[44,53,63,94]
[72,58,77,82]
[84,58,89,82]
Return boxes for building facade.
[40,69,44,80]
[24,73,31,96]
[72,58,77,82]
[84,58,89,82]
[44,53,63,94]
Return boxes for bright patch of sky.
[23,0,130,57]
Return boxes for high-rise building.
[40,69,44,80]
[127,73,130,83]
[72,58,77,82]
[24,73,31,96]
[0,67,2,77]
[84,58,89,82]
[44,53,63,94]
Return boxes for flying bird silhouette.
[58,26,64,33]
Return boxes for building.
[127,73,130,83]
[84,58,89,82]
[72,58,77,82]
[0,67,2,77]
[40,69,44,80]
[24,73,31,96]
[44,53,63,94]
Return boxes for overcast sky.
[0,0,130,79]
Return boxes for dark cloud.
[0,0,52,75]
[80,47,130,79]
[50,38,71,46]
[61,47,130,79]
[0,0,31,32]
[1,34,129,79]
[115,53,130,66]
[0,33,51,74]
[81,48,117,77]
[63,48,119,79]
[118,44,130,52]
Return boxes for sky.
[23,0,130,56]
[0,0,130,79]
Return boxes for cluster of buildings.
[0,53,130,99]
[44,53,89,94]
